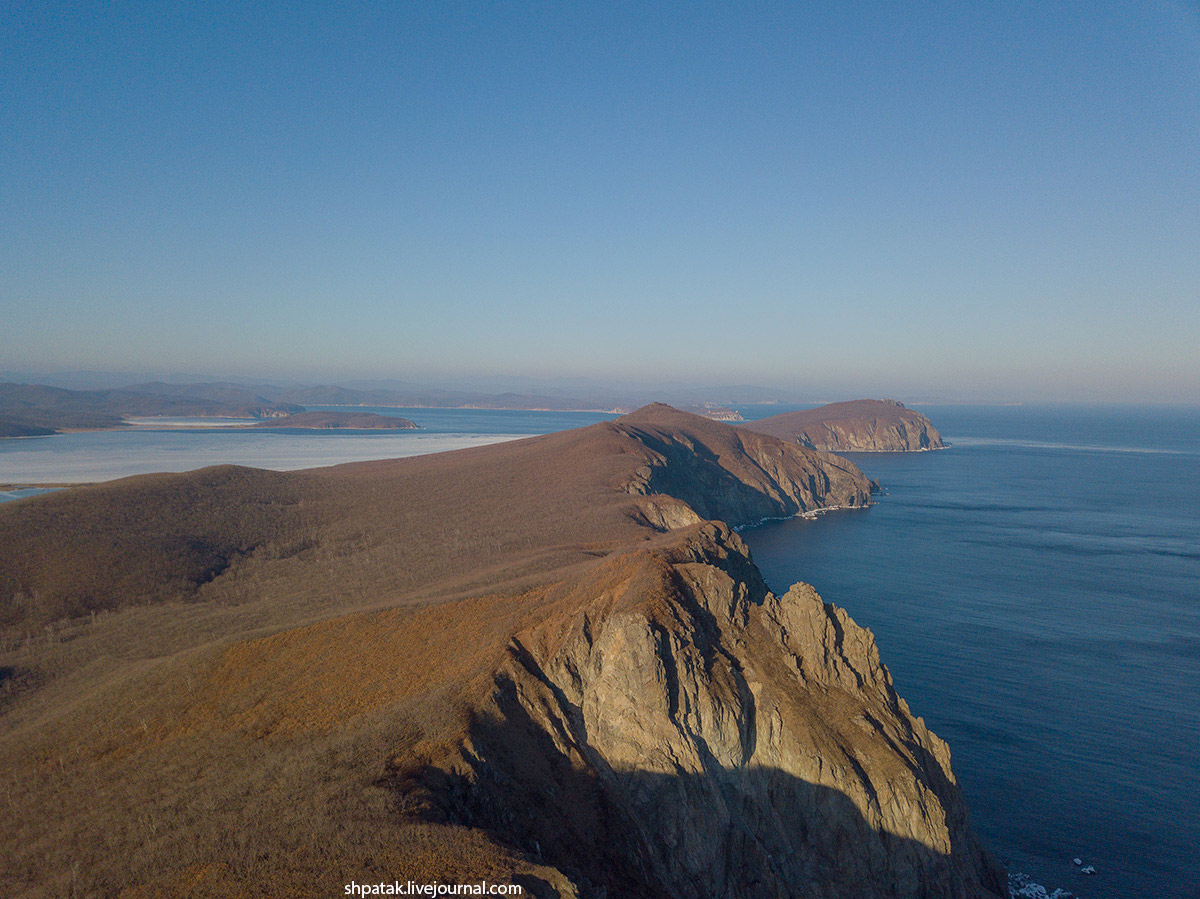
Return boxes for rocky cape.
[741,399,946,452]
[248,411,418,430]
[0,404,1000,898]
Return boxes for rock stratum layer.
[0,404,1000,899]
[741,399,945,452]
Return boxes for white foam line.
[950,436,1194,456]
[734,503,869,531]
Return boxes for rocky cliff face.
[399,524,1004,899]
[617,406,874,528]
[741,399,945,452]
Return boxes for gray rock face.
[411,525,1005,899]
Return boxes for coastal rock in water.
[741,399,945,452]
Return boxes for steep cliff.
[402,525,1004,899]
[0,405,998,899]
[741,399,945,452]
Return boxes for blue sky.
[2,1,1198,401]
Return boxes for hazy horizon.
[3,3,1198,403]
[5,366,1200,408]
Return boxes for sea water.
[739,404,1200,899]
[0,406,619,488]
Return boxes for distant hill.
[0,382,301,435]
[0,417,57,438]
[0,380,746,436]
[263,385,744,419]
[740,399,945,451]
[271,383,630,411]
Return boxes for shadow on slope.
[389,682,1007,899]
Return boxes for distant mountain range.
[0,382,301,436]
[0,380,747,436]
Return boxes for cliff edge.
[741,399,945,452]
[0,404,998,899]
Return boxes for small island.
[248,411,418,430]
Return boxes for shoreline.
[306,402,629,414]
[0,406,626,441]
[732,501,871,532]
[835,443,950,453]
[0,482,86,490]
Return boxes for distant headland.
[741,398,945,452]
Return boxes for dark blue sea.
[0,406,618,487]
[738,404,1200,899]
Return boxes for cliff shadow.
[379,680,1007,899]
[627,427,808,523]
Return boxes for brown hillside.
[0,405,1001,899]
[0,403,870,634]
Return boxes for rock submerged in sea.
[1008,873,1076,899]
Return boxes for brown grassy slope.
[0,403,871,636]
[740,398,945,451]
[0,405,897,898]
[0,526,1004,898]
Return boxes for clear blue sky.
[2,1,1198,401]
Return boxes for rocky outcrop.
[741,399,945,452]
[401,524,1005,898]
[617,405,874,527]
